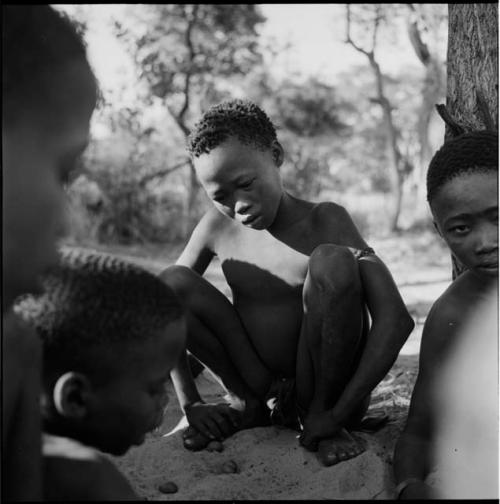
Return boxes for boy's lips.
[242,214,260,225]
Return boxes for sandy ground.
[111,358,417,500]
[86,233,451,500]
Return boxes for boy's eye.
[239,180,254,189]
[449,225,470,235]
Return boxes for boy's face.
[194,137,284,230]
[2,61,96,307]
[85,319,185,456]
[431,171,498,277]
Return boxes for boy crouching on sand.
[393,131,498,499]
[161,99,414,466]
[15,249,186,501]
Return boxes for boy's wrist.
[183,399,205,413]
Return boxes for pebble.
[221,460,238,474]
[158,481,178,494]
[206,440,224,452]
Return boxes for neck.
[267,192,301,234]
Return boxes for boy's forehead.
[194,138,268,181]
[432,171,498,221]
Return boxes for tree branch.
[345,4,373,57]
[177,4,199,134]
[138,159,190,187]
[406,5,431,66]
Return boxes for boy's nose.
[235,200,251,215]
[474,225,498,254]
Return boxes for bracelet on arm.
[395,477,423,499]
[352,246,376,260]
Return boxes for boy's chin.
[474,264,498,277]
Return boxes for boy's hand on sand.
[185,402,242,441]
[299,410,340,451]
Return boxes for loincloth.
[265,377,303,431]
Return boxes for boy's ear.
[271,141,284,167]
[53,372,91,420]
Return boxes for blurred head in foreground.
[2,5,97,307]
[15,249,186,456]
[427,131,498,277]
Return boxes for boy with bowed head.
[15,249,186,500]
[161,99,415,465]
[393,130,498,499]
[2,5,97,499]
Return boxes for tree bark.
[446,3,498,278]
[446,4,498,136]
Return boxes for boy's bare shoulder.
[311,201,367,248]
[44,454,138,500]
[422,271,486,358]
[198,207,232,238]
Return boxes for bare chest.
[215,228,309,299]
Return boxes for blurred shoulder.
[421,271,483,357]
[44,453,138,500]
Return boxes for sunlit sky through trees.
[56,4,448,92]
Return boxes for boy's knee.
[308,244,359,293]
[159,265,196,295]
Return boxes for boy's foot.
[317,428,366,466]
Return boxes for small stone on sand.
[221,460,238,474]
[206,440,224,452]
[158,481,178,494]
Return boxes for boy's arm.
[176,208,220,274]
[393,298,460,499]
[170,348,241,441]
[170,348,203,410]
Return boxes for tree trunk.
[446,3,498,278]
[406,7,446,221]
[446,4,498,136]
[369,55,405,232]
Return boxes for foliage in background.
[59,4,448,246]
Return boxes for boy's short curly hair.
[15,248,184,382]
[427,131,498,203]
[187,99,278,158]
